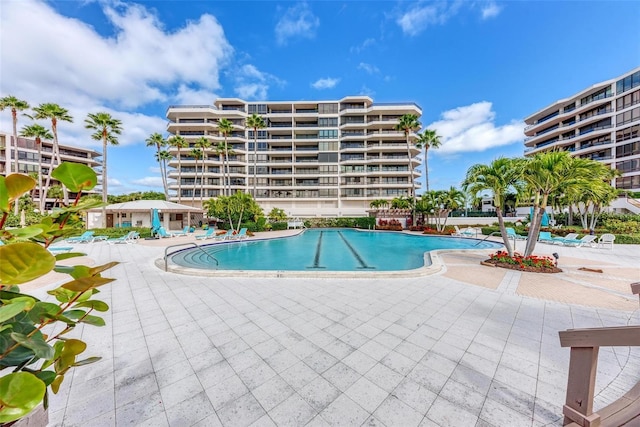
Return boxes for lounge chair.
[194,228,216,240]
[47,245,74,253]
[212,230,234,241]
[67,231,95,243]
[598,233,615,250]
[107,231,139,245]
[559,234,598,248]
[157,227,175,238]
[538,231,556,244]
[172,226,190,237]
[552,233,579,245]
[230,228,248,240]
[453,226,476,237]
[505,227,527,240]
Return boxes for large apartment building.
[0,131,102,209]
[166,96,422,217]
[524,67,640,191]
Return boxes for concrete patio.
[31,232,639,426]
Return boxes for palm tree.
[0,96,30,176]
[395,114,421,221]
[246,113,266,197]
[155,150,172,202]
[32,103,73,207]
[194,137,211,204]
[85,112,122,228]
[19,124,52,212]
[168,135,188,203]
[218,118,234,197]
[146,133,169,199]
[415,129,442,193]
[189,148,203,201]
[463,157,524,257]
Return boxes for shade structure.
[88,199,203,230]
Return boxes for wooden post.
[562,347,600,426]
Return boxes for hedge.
[85,227,153,239]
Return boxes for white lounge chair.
[552,233,579,245]
[598,233,615,250]
[560,234,598,248]
[453,226,476,237]
[107,231,139,244]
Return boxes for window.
[616,71,640,94]
[248,104,267,114]
[318,129,338,139]
[319,141,338,151]
[615,175,640,189]
[580,87,613,105]
[616,141,640,158]
[616,124,640,142]
[318,117,338,127]
[248,130,267,139]
[616,107,640,126]
[319,165,338,173]
[318,103,338,114]
[319,177,338,185]
[616,159,640,173]
[616,89,640,111]
[318,153,338,162]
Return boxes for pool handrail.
[164,242,218,271]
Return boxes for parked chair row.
[453,226,478,237]
[538,231,614,248]
[107,231,139,245]
[195,228,248,242]
[66,231,107,243]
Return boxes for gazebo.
[87,200,203,231]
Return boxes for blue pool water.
[171,228,502,272]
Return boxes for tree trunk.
[12,111,19,215]
[177,148,182,203]
[405,132,416,225]
[524,204,547,257]
[201,153,206,205]
[253,130,257,198]
[102,137,108,228]
[37,141,43,212]
[41,122,59,212]
[496,207,514,257]
[424,147,430,193]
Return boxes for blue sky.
[1,0,639,195]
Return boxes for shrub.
[271,221,288,231]
[82,227,152,239]
[489,251,556,270]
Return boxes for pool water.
[170,228,502,272]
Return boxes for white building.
[524,67,640,191]
[166,96,422,217]
[0,131,102,210]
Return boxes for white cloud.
[174,85,218,106]
[481,1,502,19]
[232,64,285,100]
[350,37,376,54]
[1,0,233,109]
[428,102,524,154]
[358,62,380,74]
[397,2,452,36]
[131,176,165,188]
[275,3,320,45]
[311,77,339,90]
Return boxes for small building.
[87,200,203,230]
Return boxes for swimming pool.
[169,228,501,272]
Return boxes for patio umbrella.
[151,209,161,235]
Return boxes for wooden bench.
[559,282,640,426]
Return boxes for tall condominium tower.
[0,131,102,210]
[524,67,640,191]
[166,96,422,217]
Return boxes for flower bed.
[483,251,562,273]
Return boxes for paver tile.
[345,376,389,413]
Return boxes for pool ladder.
[164,242,219,271]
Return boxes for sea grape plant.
[0,162,117,423]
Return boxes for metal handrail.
[164,242,218,271]
[473,231,505,246]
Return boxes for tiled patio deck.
[32,232,639,427]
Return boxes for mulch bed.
[482,259,563,273]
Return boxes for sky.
[1,0,639,195]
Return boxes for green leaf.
[34,371,56,386]
[62,339,87,356]
[5,226,44,240]
[89,262,119,276]
[62,276,115,292]
[0,372,46,423]
[0,176,8,212]
[72,356,101,367]
[5,175,36,205]
[50,374,64,394]
[51,163,97,192]
[79,315,105,327]
[74,300,109,312]
[0,301,29,323]
[27,302,60,324]
[10,332,55,360]
[61,310,86,320]
[0,243,55,285]
[54,252,86,261]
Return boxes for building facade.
[0,131,102,210]
[166,96,422,217]
[524,67,640,191]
